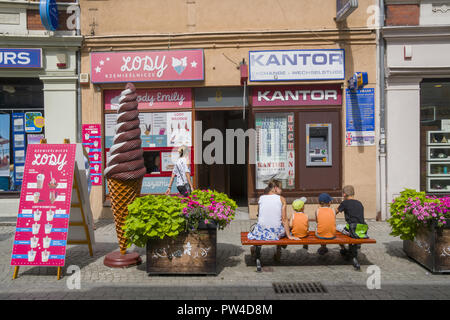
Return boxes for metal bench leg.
[349,244,361,271]
[255,246,262,272]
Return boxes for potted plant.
[123,189,237,275]
[388,189,450,273]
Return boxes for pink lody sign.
[91,49,204,83]
[82,124,102,186]
[11,144,77,267]
[252,85,342,107]
[104,88,192,110]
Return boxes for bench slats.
[241,231,376,245]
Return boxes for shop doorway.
[196,109,248,205]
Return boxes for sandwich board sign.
[11,141,95,280]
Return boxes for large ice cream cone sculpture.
[104,83,146,267]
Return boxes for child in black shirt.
[336,185,367,253]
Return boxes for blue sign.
[0,49,42,68]
[40,0,59,31]
[345,88,375,132]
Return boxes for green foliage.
[123,195,187,247]
[387,189,429,241]
[190,189,238,211]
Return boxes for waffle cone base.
[107,177,143,254]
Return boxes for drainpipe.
[76,0,82,143]
[378,0,387,220]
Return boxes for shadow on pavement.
[243,246,373,269]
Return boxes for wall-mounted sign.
[104,88,192,110]
[252,85,342,107]
[336,0,358,22]
[249,49,345,82]
[0,49,42,68]
[91,50,204,83]
[346,88,375,146]
[39,0,59,31]
[348,72,368,91]
[82,124,102,186]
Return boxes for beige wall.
[80,0,378,221]
[80,0,376,35]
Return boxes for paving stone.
[2,219,450,299]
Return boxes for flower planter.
[403,219,450,273]
[146,223,217,275]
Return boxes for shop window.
[420,80,450,193]
[0,78,44,193]
[255,112,295,190]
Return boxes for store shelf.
[427,130,450,146]
[426,146,450,161]
[427,161,450,177]
[427,177,450,193]
[426,131,450,192]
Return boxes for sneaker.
[317,246,328,255]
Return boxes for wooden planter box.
[403,219,450,273]
[146,224,217,275]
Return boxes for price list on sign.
[82,124,102,186]
[10,144,76,267]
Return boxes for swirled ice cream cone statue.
[103,83,146,268]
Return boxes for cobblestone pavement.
[1,219,450,300]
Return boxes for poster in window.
[105,112,192,149]
[0,114,11,177]
[255,113,295,189]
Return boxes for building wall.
[383,0,450,216]
[80,0,378,220]
[0,1,82,217]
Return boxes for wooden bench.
[241,231,376,271]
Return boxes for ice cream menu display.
[11,144,77,267]
[105,111,192,148]
[82,124,102,186]
[255,113,295,190]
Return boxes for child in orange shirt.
[290,197,309,250]
[290,197,309,237]
[315,193,336,255]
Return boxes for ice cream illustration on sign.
[172,57,187,75]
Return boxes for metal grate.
[272,282,328,294]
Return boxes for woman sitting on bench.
[248,179,299,242]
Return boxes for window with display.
[420,80,450,193]
[104,104,193,195]
[255,112,295,190]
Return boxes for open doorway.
[196,109,248,206]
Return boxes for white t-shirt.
[174,157,190,187]
[258,194,283,229]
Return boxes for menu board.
[105,111,192,149]
[10,144,77,267]
[82,124,102,186]
[255,113,295,190]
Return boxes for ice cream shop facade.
[80,40,378,221]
